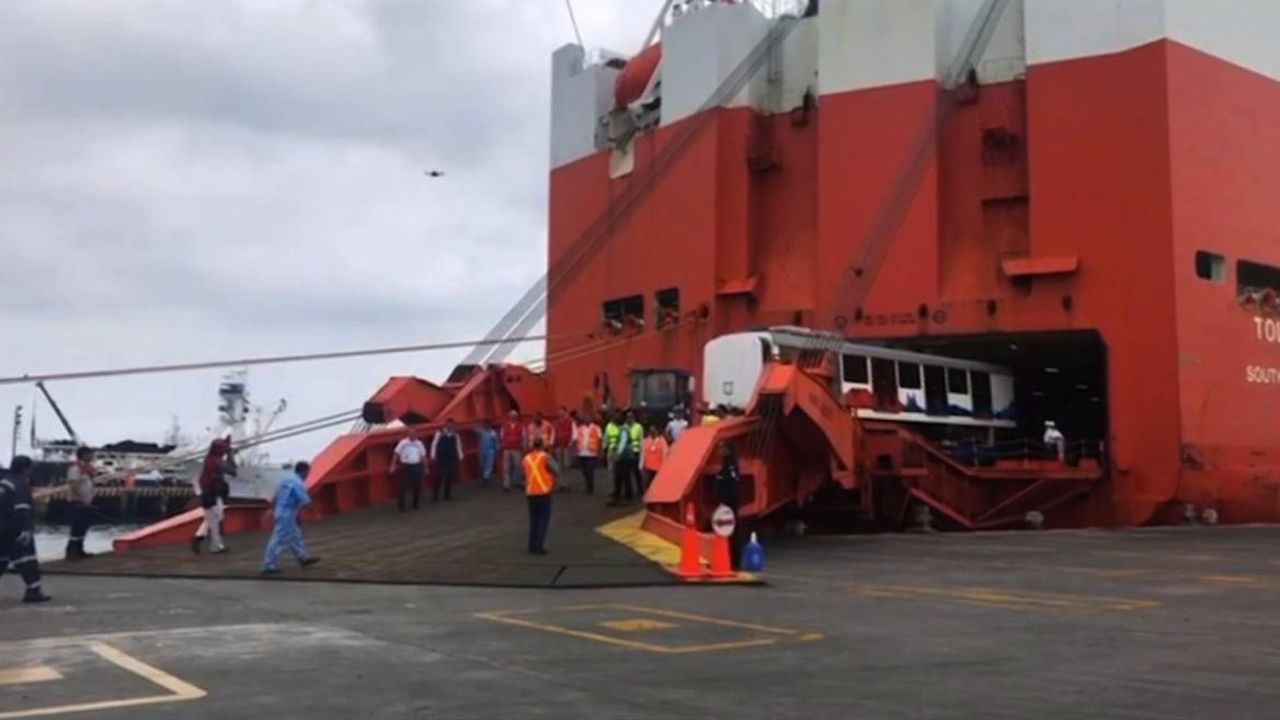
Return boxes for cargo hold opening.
[893,330,1108,466]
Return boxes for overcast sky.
[0,0,655,464]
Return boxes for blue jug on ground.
[741,531,764,572]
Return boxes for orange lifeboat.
[614,43,662,108]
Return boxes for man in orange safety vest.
[523,437,560,555]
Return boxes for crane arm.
[35,381,80,444]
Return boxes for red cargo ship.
[542,0,1280,529]
[116,0,1280,552]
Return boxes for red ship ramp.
[642,361,1105,547]
[113,365,554,552]
[642,363,856,552]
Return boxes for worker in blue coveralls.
[477,419,500,486]
[261,461,321,575]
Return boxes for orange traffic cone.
[708,532,736,579]
[674,503,706,579]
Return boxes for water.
[32,524,141,562]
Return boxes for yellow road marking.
[476,604,821,654]
[609,604,814,637]
[599,618,676,632]
[855,584,1158,612]
[1201,574,1263,586]
[0,667,61,687]
[0,642,205,720]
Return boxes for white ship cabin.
[702,327,1016,430]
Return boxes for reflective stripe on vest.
[576,424,602,455]
[527,422,554,446]
[523,451,554,496]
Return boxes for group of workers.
[384,404,704,556]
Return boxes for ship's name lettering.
[1246,365,1280,384]
[1253,317,1280,344]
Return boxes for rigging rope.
[563,0,585,48]
[0,331,575,386]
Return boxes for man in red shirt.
[499,409,525,493]
[551,407,574,492]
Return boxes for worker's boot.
[23,587,52,604]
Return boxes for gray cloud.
[0,0,653,460]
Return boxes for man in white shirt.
[1043,421,1065,462]
[390,429,427,511]
[665,408,689,444]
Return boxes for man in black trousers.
[430,418,463,502]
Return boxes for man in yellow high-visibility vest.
[522,438,560,555]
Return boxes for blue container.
[741,532,764,572]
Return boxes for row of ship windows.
[602,289,680,327]
[1195,251,1280,294]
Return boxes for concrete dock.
[7,523,1280,718]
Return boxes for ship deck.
[43,480,671,588]
[8,524,1280,719]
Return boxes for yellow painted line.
[1201,574,1263,586]
[599,618,676,632]
[855,584,1158,612]
[0,667,61,686]
[475,611,721,654]
[475,604,821,654]
[0,643,205,720]
[609,604,816,637]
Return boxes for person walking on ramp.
[523,438,559,555]
[262,461,320,575]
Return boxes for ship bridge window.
[1195,251,1225,283]
[897,361,922,390]
[1238,259,1280,295]
[841,354,869,384]
[946,367,969,394]
[655,287,680,327]
[602,295,645,328]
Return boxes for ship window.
[655,287,679,327]
[1238,259,1280,295]
[842,354,869,384]
[602,295,645,327]
[1195,251,1224,283]
[946,367,969,394]
[897,361,922,390]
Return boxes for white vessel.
[166,370,292,501]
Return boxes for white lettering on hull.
[1246,365,1280,384]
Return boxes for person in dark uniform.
[713,441,745,570]
[430,418,462,502]
[0,456,51,603]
